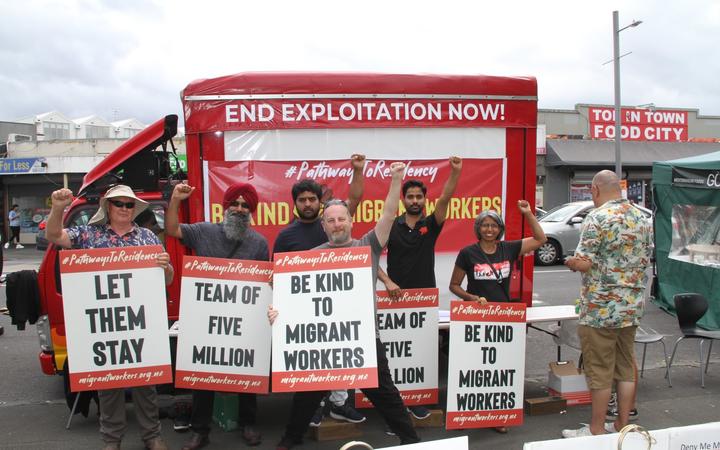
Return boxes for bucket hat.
[88,185,149,225]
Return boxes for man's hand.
[351,154,366,171]
[517,199,532,216]
[469,294,488,305]
[565,255,591,273]
[267,305,279,325]
[390,162,406,179]
[51,188,74,209]
[449,156,462,172]
[155,252,171,270]
[383,280,402,301]
[172,183,195,201]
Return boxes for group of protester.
[45,150,652,449]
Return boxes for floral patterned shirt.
[575,199,653,328]
[67,224,162,249]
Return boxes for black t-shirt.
[454,240,522,302]
[273,219,328,253]
[386,214,444,288]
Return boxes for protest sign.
[356,288,439,407]
[60,245,172,391]
[446,301,526,430]
[271,247,378,392]
[175,256,273,393]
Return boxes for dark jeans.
[282,339,419,444]
[190,390,257,436]
[9,226,20,244]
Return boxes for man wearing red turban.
[166,182,269,449]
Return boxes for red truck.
[35,72,539,381]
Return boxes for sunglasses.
[109,200,136,209]
[228,200,250,209]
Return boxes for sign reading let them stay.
[60,245,172,391]
[271,247,378,392]
[175,256,273,393]
[356,288,439,408]
[446,301,526,430]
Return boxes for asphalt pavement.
[0,247,718,449]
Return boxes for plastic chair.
[634,327,669,378]
[667,293,720,388]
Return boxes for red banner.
[207,159,503,253]
[588,107,688,142]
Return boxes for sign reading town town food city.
[60,246,172,391]
[271,247,378,392]
[175,256,273,393]
[446,301,526,430]
[588,107,689,142]
[356,288,439,408]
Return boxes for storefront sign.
[175,256,273,393]
[356,288,439,407]
[271,247,379,392]
[0,158,47,174]
[671,167,720,189]
[446,301,526,430]
[60,245,172,391]
[588,107,688,142]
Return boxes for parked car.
[535,207,547,219]
[535,201,652,266]
[36,219,48,251]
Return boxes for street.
[0,247,718,449]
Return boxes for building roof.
[545,139,720,167]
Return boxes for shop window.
[669,204,720,268]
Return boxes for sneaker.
[408,405,431,420]
[605,422,618,433]
[606,407,639,421]
[276,436,302,450]
[309,404,324,427]
[384,426,396,436]
[173,401,192,432]
[561,424,594,438]
[15,244,24,249]
[3,243,8,249]
[329,403,366,423]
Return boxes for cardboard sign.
[446,301,526,430]
[60,245,172,391]
[174,256,273,393]
[356,288,439,407]
[271,247,378,392]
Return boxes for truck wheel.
[535,240,561,266]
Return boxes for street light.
[613,10,642,178]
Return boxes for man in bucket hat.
[166,181,269,449]
[45,185,174,450]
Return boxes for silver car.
[534,201,652,266]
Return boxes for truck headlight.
[36,315,53,352]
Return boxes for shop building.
[537,104,720,209]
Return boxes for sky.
[1,0,719,126]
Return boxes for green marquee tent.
[652,150,720,330]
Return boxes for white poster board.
[60,245,172,391]
[175,256,273,393]
[271,247,378,392]
[356,288,439,407]
[376,436,468,449]
[446,301,526,429]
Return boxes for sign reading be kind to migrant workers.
[446,301,526,430]
[175,256,273,393]
[271,247,378,392]
[60,246,172,392]
[356,288,439,408]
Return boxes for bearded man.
[166,182,269,449]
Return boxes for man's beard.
[405,204,422,216]
[327,228,351,245]
[298,205,320,221]
[223,210,251,241]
